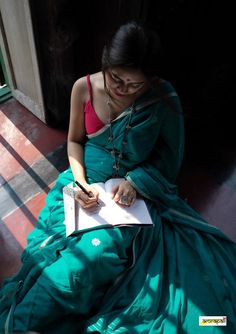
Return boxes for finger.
[113,189,124,202]
[75,192,96,206]
[117,193,130,205]
[77,191,99,205]
[78,199,99,209]
[129,196,136,206]
[111,185,119,199]
[122,191,137,205]
[88,189,98,198]
[75,191,91,203]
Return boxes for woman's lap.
[4,226,141,332]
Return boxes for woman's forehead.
[111,66,146,82]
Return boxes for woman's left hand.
[112,180,137,206]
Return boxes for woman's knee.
[40,227,138,291]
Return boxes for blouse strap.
[86,74,93,103]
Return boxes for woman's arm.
[67,77,99,209]
[125,95,184,204]
[67,77,87,185]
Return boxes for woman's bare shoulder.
[72,76,88,102]
[90,71,104,91]
[72,72,103,101]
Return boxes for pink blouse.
[84,75,105,135]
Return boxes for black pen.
[75,181,100,205]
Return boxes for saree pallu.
[0,81,235,334]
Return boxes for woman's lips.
[114,91,125,97]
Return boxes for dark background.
[29,0,235,164]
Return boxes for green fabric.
[0,81,236,333]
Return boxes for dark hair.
[102,21,163,80]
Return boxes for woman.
[0,21,235,334]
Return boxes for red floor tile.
[0,99,67,155]
[178,163,236,241]
[0,141,23,181]
[0,183,55,283]
[3,209,35,249]
[23,181,55,222]
[201,185,236,241]
[0,222,22,284]
[0,99,67,182]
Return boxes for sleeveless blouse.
[84,75,105,134]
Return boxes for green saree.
[0,80,235,334]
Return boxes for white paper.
[63,178,153,236]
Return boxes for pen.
[75,181,100,205]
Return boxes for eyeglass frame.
[105,69,147,94]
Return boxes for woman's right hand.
[75,183,100,212]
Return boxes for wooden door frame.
[0,0,46,122]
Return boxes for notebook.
[63,178,153,236]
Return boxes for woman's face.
[104,67,150,100]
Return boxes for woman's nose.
[118,83,128,93]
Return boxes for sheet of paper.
[63,183,77,236]
[63,179,153,235]
[78,179,153,230]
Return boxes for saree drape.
[0,81,235,334]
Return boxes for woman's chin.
[115,92,126,98]
[113,90,135,100]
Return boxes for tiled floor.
[0,98,68,284]
[0,98,236,285]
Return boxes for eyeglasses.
[106,70,146,93]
